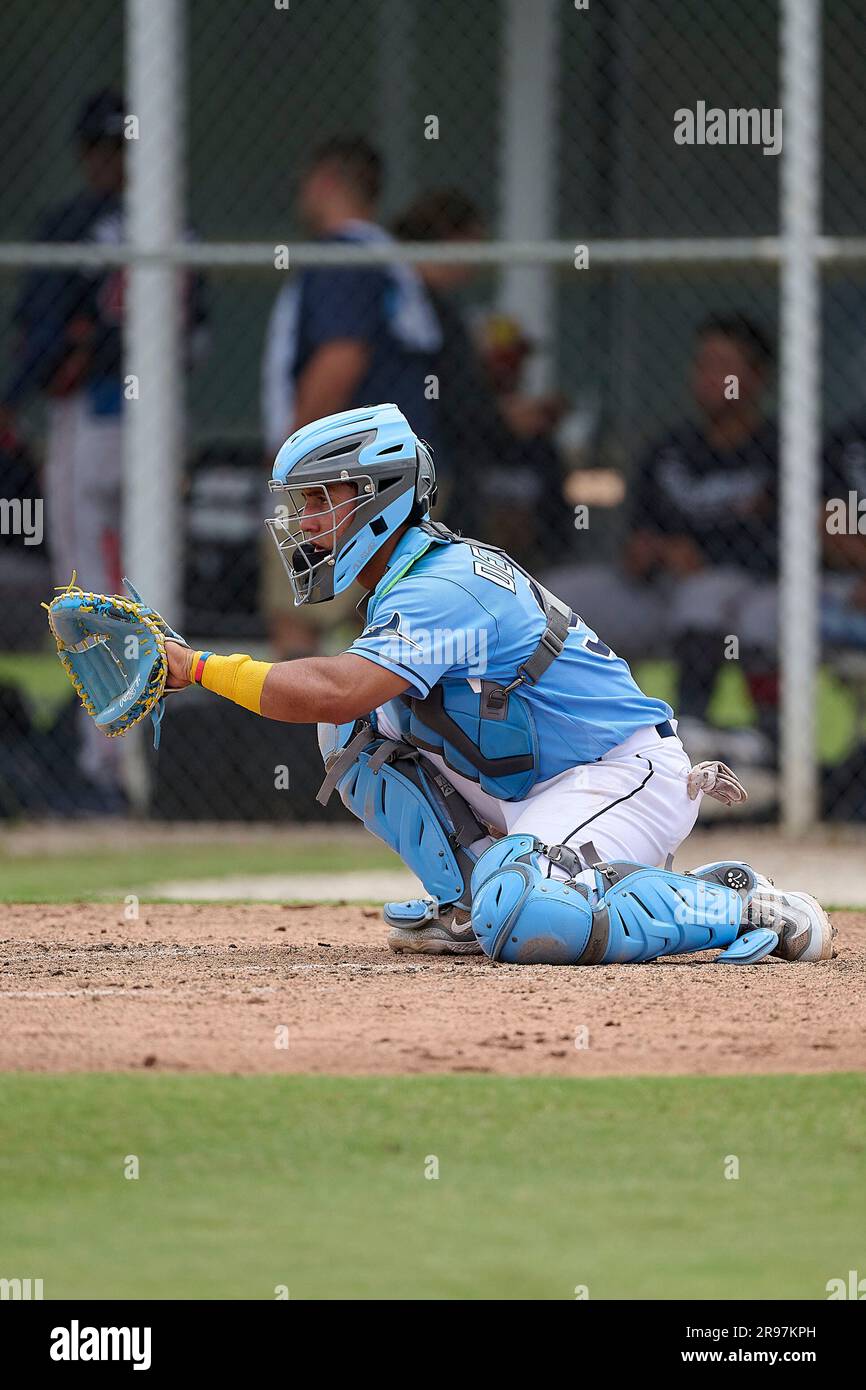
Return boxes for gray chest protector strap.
[316,723,377,805]
[417,520,573,716]
[397,523,573,797]
[319,522,575,806]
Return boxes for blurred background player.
[2,90,129,803]
[391,187,572,569]
[547,314,779,769]
[261,136,441,659]
[1,89,208,807]
[821,408,866,649]
[3,91,128,606]
[629,314,779,764]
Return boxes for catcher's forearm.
[189,650,355,723]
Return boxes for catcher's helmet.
[265,403,436,604]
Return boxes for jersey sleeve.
[347,575,497,698]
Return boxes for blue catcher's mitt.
[45,577,187,748]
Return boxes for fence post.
[124,0,184,811]
[779,0,822,833]
[500,0,558,393]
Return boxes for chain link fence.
[1,0,864,825]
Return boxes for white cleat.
[747,876,837,962]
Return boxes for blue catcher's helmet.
[265,403,437,604]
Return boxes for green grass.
[0,838,401,903]
[0,1073,862,1300]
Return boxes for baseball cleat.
[746,876,837,962]
[384,898,482,956]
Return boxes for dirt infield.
[1,903,864,1076]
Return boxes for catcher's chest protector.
[400,681,540,800]
[396,523,572,800]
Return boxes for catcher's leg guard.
[470,835,758,965]
[329,736,483,911]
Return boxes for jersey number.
[469,545,517,593]
[582,633,616,659]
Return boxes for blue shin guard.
[470,835,756,965]
[335,742,482,910]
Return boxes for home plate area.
[1,903,863,1077]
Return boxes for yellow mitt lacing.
[44,578,169,737]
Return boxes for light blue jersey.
[348,526,673,781]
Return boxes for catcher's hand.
[44,576,188,748]
[164,639,194,689]
[687,760,748,806]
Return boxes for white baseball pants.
[374,707,702,876]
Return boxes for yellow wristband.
[198,652,273,715]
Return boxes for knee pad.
[471,835,595,963]
[470,836,756,965]
[337,744,479,909]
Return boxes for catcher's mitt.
[45,576,187,748]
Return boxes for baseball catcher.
[49,403,835,966]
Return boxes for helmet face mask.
[266,473,379,605]
[265,405,437,604]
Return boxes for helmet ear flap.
[415,441,436,512]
